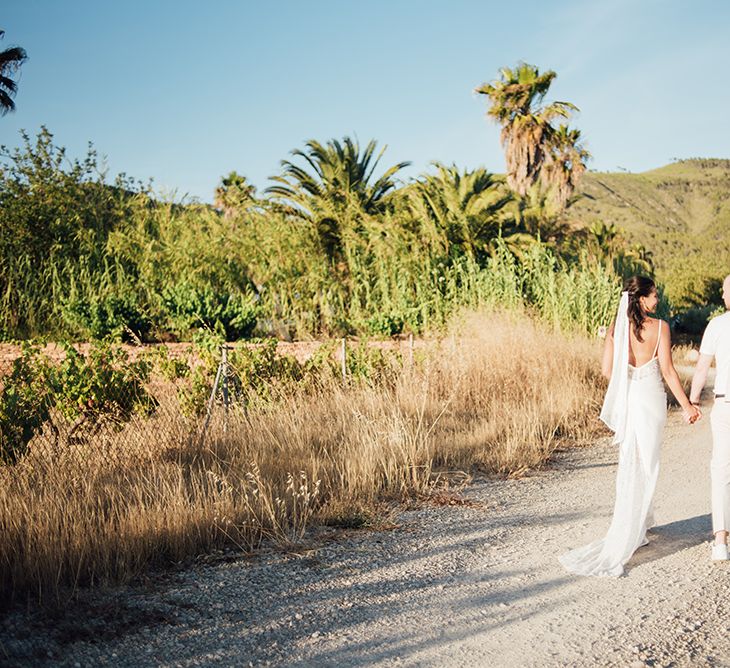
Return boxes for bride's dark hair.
[624,275,656,342]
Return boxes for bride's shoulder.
[648,316,668,335]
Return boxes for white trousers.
[710,400,730,533]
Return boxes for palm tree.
[542,125,591,210]
[620,243,654,276]
[585,221,654,276]
[512,183,577,243]
[266,137,410,261]
[214,171,256,218]
[267,137,409,217]
[474,62,577,196]
[0,30,27,116]
[408,163,513,258]
[587,221,623,257]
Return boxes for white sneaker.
[711,543,729,561]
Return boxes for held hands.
[684,403,702,425]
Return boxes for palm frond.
[0,88,15,115]
[0,46,27,70]
[0,34,27,114]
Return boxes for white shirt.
[700,311,730,396]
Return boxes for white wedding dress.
[559,293,667,577]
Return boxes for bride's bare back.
[628,317,662,367]
[602,309,695,421]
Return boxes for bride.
[560,276,701,577]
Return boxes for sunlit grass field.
[0,310,607,606]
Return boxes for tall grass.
[1,130,626,342]
[0,310,605,606]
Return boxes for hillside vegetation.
[0,129,624,343]
[570,159,730,307]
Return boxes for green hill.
[569,159,730,307]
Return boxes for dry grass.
[671,343,700,367]
[0,310,606,606]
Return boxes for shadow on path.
[628,513,711,570]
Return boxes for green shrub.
[178,366,215,418]
[363,313,405,337]
[0,128,150,339]
[0,344,55,464]
[228,339,303,404]
[51,343,157,429]
[60,285,152,341]
[345,341,403,384]
[162,282,258,340]
[0,342,158,463]
[139,346,190,382]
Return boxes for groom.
[690,274,730,561]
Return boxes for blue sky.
[2,0,729,202]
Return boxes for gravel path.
[2,406,729,667]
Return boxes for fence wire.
[0,337,419,471]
